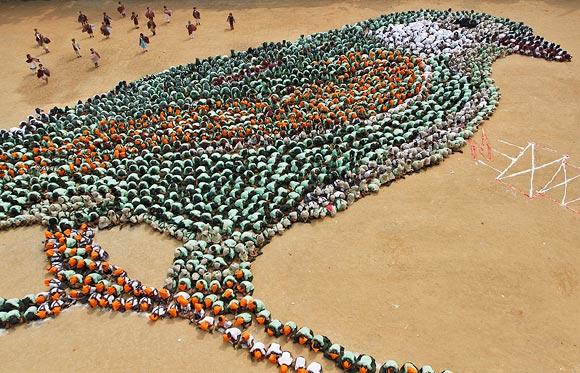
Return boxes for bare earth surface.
[0,1,579,372]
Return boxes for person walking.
[36,64,50,84]
[35,30,50,53]
[100,22,111,38]
[131,12,140,29]
[227,13,235,31]
[82,22,95,38]
[117,2,126,17]
[192,7,201,26]
[147,18,157,36]
[25,54,40,72]
[90,48,101,67]
[186,21,197,39]
[71,38,81,58]
[163,6,173,23]
[139,33,150,52]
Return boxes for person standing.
[163,6,173,23]
[25,54,40,72]
[192,7,201,26]
[71,38,81,58]
[90,48,101,67]
[117,2,126,17]
[78,11,88,26]
[139,33,150,52]
[131,12,140,29]
[37,64,50,84]
[186,21,197,39]
[147,18,157,36]
[227,13,235,31]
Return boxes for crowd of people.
[24,4,237,83]
[3,7,572,373]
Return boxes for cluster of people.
[2,8,572,373]
[25,4,237,81]
[25,54,50,83]
[79,4,207,41]
[33,28,51,53]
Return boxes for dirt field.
[0,1,578,372]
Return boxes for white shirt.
[225,327,241,343]
[307,362,323,373]
[294,356,307,370]
[266,343,282,356]
[216,319,232,333]
[278,351,293,366]
[240,334,254,349]
[250,342,266,355]
[198,315,214,327]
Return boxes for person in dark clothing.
[117,2,126,17]
[131,12,139,29]
[77,11,88,26]
[227,13,235,30]
[147,18,156,35]
[192,7,201,25]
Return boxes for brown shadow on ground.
[0,306,278,373]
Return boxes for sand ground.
[0,1,579,372]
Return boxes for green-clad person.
[339,350,358,372]
[248,298,265,314]
[177,277,192,291]
[23,305,38,322]
[282,320,297,339]
[203,293,219,310]
[239,295,254,311]
[356,354,377,373]
[194,279,208,292]
[227,299,240,314]
[0,312,8,328]
[255,309,270,325]
[378,360,399,373]
[324,343,344,363]
[5,309,22,327]
[209,279,222,294]
[211,300,225,316]
[399,362,419,373]
[294,326,314,346]
[237,280,254,295]
[265,319,283,337]
[310,334,331,353]
[233,312,252,328]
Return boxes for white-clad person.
[278,350,293,373]
[163,6,173,23]
[71,38,81,58]
[89,48,101,67]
